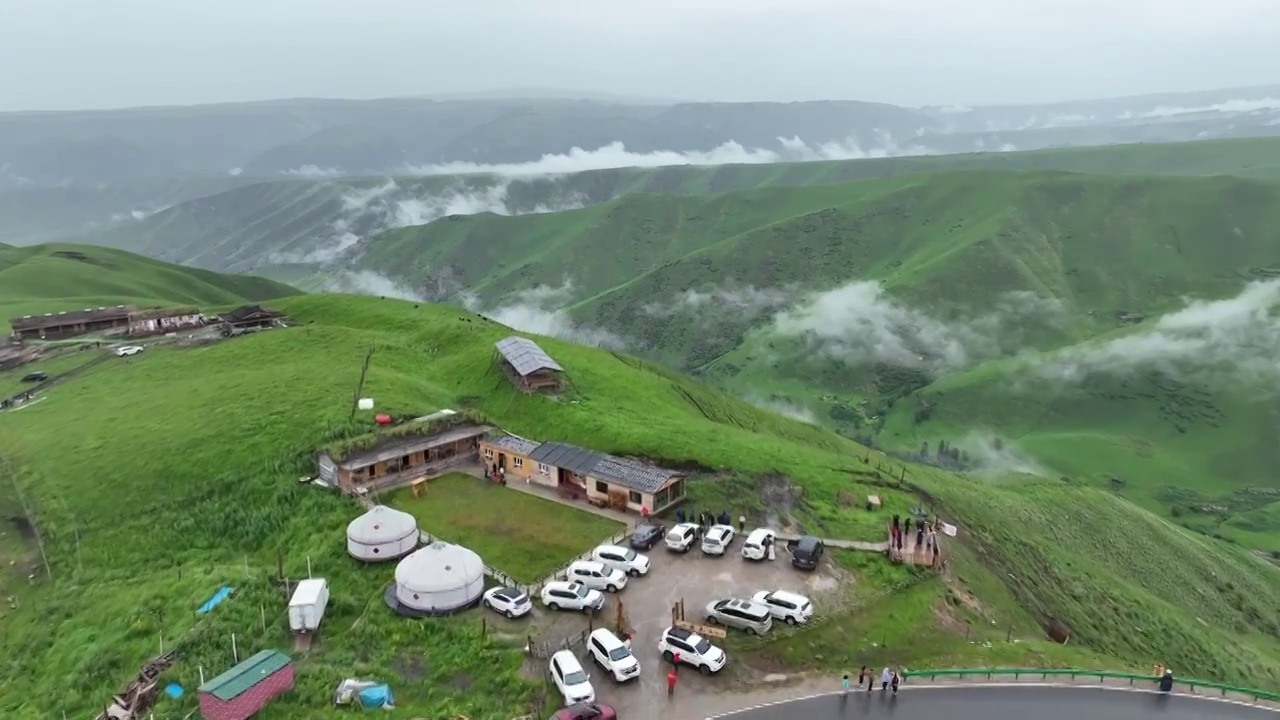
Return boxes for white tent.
[393,541,485,614]
[347,505,419,562]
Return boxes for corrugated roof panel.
[199,649,291,701]
[529,442,603,475]
[495,336,564,377]
[592,456,680,493]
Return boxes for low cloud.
[463,282,627,349]
[772,281,1063,375]
[228,167,243,176]
[645,284,793,319]
[282,165,343,179]
[321,270,425,302]
[742,394,818,425]
[403,133,943,177]
[1130,97,1280,120]
[269,178,585,265]
[1035,279,1280,387]
[956,432,1048,478]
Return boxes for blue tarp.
[358,685,393,709]
[164,683,184,699]
[197,586,234,615]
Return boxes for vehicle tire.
[628,569,640,577]
[663,650,674,663]
[482,598,491,609]
[785,616,796,625]
[505,609,516,619]
[606,584,618,593]
[549,602,561,611]
[699,663,713,676]
[706,615,718,624]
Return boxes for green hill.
[350,168,1280,555]
[0,243,301,319]
[71,137,1280,275]
[2,294,1280,719]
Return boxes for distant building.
[9,305,136,341]
[128,306,204,337]
[217,305,286,335]
[493,335,565,393]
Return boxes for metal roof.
[494,336,564,377]
[483,433,540,456]
[336,424,492,469]
[10,305,135,332]
[199,649,291,701]
[591,456,681,493]
[529,442,604,476]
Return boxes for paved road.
[702,685,1279,720]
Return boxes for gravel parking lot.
[494,536,845,718]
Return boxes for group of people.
[889,514,941,561]
[674,506,746,532]
[844,666,901,695]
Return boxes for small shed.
[217,305,285,335]
[493,335,565,393]
[347,505,420,562]
[389,541,485,616]
[198,649,294,720]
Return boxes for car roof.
[665,625,693,640]
[707,526,731,537]
[571,559,608,571]
[671,522,699,531]
[595,544,629,554]
[492,586,523,598]
[796,535,822,548]
[633,523,659,533]
[722,598,769,614]
[546,580,582,591]
[763,589,808,603]
[551,649,585,671]
[746,528,774,540]
[589,628,624,646]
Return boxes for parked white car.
[587,628,641,682]
[657,625,727,675]
[591,544,651,577]
[566,560,628,592]
[741,528,777,561]
[701,524,736,555]
[541,581,605,613]
[549,650,596,706]
[114,345,144,357]
[665,522,702,553]
[751,589,814,625]
[482,586,533,618]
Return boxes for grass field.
[1,290,1279,720]
[389,474,624,583]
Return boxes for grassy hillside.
[0,243,301,319]
[71,137,1280,274]
[2,295,1280,720]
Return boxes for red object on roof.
[374,414,392,426]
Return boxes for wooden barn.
[128,306,204,337]
[493,336,565,393]
[198,650,293,720]
[218,305,285,335]
[316,419,492,494]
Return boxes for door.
[498,453,507,470]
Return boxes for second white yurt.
[346,505,419,562]
[393,541,485,614]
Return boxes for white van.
[587,628,641,682]
[549,650,596,705]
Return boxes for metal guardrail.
[902,668,1280,703]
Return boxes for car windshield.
[607,645,633,662]
[571,584,590,598]
[632,525,655,538]
[620,548,636,561]
[510,593,528,604]
[563,669,588,685]
[693,638,712,655]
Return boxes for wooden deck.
[888,524,944,567]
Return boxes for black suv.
[629,523,665,550]
[788,535,824,570]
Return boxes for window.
[537,462,550,474]
[670,478,685,499]
[513,456,524,468]
[595,481,608,493]
[483,448,494,459]
[628,490,642,504]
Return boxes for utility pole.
[349,347,374,420]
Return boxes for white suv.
[541,581,605,613]
[587,628,640,682]
[751,590,814,625]
[701,524,736,555]
[114,345,144,357]
[591,544,651,577]
[549,650,596,706]
[665,523,701,553]
[566,560,628,592]
[658,625,727,674]
[741,528,777,561]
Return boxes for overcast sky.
[3,0,1279,112]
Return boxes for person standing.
[667,668,677,695]
[842,674,851,695]
[881,667,891,691]
[738,514,746,532]
[858,665,867,686]
[891,671,900,695]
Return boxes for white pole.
[244,555,249,578]
[307,556,312,579]
[261,605,267,633]
[159,631,164,654]
[199,665,205,685]
[231,633,238,663]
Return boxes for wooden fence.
[525,629,589,660]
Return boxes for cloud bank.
[404,133,939,177]
[320,270,425,302]
[771,281,1063,375]
[1036,279,1280,387]
[462,282,626,349]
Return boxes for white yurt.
[393,541,486,614]
[346,505,419,562]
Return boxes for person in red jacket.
[667,669,677,695]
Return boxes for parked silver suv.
[704,598,773,635]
